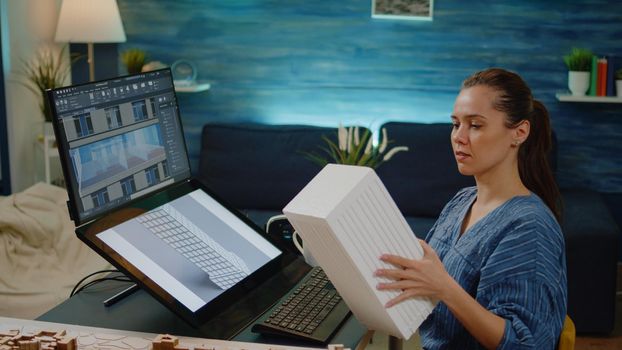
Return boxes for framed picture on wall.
[371,0,434,21]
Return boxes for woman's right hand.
[375,239,453,307]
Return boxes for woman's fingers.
[375,265,420,281]
[419,240,441,261]
[419,239,433,254]
[385,289,421,308]
[377,279,421,291]
[380,254,419,268]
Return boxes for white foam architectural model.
[284,164,436,339]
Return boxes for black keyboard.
[251,267,351,344]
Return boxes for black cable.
[69,269,126,297]
[75,275,131,292]
[71,276,133,297]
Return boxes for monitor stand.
[103,283,140,307]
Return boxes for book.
[606,55,616,96]
[597,58,608,96]
[589,55,598,96]
[283,164,436,339]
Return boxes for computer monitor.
[49,69,191,224]
[46,70,302,334]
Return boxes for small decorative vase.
[616,80,622,97]
[41,121,57,148]
[568,71,590,96]
[43,121,54,138]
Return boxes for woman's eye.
[452,123,459,129]
[470,124,481,129]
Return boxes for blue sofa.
[197,122,619,334]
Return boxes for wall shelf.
[174,82,211,93]
[556,93,622,103]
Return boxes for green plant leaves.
[17,45,79,122]
[563,47,593,72]
[121,48,148,74]
[304,125,409,169]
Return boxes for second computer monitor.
[48,69,191,224]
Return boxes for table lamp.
[54,0,126,81]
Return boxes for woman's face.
[451,85,524,177]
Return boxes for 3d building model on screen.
[137,204,251,289]
[62,97,171,212]
[51,71,192,222]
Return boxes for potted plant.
[305,124,409,169]
[19,45,76,136]
[121,48,148,74]
[616,68,622,97]
[563,47,593,96]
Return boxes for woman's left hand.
[375,239,453,307]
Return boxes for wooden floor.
[574,264,622,350]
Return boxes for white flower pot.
[568,71,590,96]
[43,121,54,137]
[617,80,622,97]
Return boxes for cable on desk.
[70,269,132,297]
[71,276,133,297]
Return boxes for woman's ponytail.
[518,100,562,222]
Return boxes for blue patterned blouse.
[419,187,567,349]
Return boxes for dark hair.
[462,68,562,222]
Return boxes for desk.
[37,279,367,349]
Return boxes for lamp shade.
[55,0,126,43]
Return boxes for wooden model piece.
[0,330,76,350]
[150,334,351,350]
[0,323,351,350]
[56,337,76,350]
[152,335,178,350]
[191,346,216,350]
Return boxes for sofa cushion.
[404,217,437,240]
[377,122,474,217]
[560,188,619,333]
[198,123,335,210]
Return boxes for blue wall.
[117,0,622,193]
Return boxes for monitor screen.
[49,69,191,223]
[96,187,281,312]
[71,176,295,330]
[49,71,294,329]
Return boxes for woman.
[375,68,567,349]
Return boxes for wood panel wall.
[117,0,622,193]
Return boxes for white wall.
[2,0,64,192]
[0,1,7,184]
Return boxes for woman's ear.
[513,120,530,145]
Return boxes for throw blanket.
[0,183,111,319]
